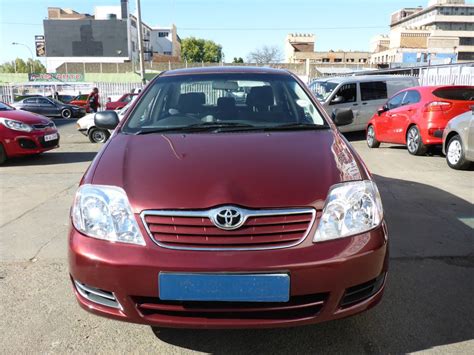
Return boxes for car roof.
[311,75,417,84]
[160,66,292,77]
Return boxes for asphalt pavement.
[0,120,473,354]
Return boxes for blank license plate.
[44,133,58,142]
[159,273,290,302]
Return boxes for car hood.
[90,130,365,212]
[77,113,95,128]
[0,110,52,124]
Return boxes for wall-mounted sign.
[35,35,46,57]
[28,73,85,82]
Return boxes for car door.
[328,82,358,131]
[37,98,58,117]
[358,81,389,129]
[381,92,406,142]
[390,90,421,143]
[21,98,39,113]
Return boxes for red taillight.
[424,101,452,112]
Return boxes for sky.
[0,0,441,64]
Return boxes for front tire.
[88,128,110,143]
[446,135,471,170]
[0,144,6,164]
[366,125,380,148]
[61,108,72,119]
[406,125,427,156]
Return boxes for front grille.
[39,137,59,148]
[340,274,385,308]
[133,293,327,320]
[18,138,37,149]
[141,207,316,250]
[33,122,55,130]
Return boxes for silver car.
[442,109,474,170]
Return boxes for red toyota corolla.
[0,102,59,164]
[69,67,388,329]
[366,85,474,155]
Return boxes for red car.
[0,102,59,164]
[105,93,137,110]
[366,85,474,155]
[69,67,388,329]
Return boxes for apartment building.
[285,33,370,64]
[43,0,181,72]
[370,0,474,66]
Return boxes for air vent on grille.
[141,207,316,251]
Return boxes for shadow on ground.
[152,175,474,354]
[3,151,97,166]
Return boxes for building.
[43,0,181,72]
[285,33,370,64]
[370,0,474,66]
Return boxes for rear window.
[433,88,474,101]
[360,81,388,101]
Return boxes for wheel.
[406,126,427,156]
[0,144,6,164]
[88,128,110,143]
[61,108,72,119]
[366,125,380,148]
[446,135,471,170]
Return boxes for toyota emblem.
[211,207,244,230]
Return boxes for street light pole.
[135,0,146,84]
[12,42,34,73]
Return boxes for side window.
[24,98,36,104]
[402,90,421,105]
[37,98,51,105]
[387,92,406,110]
[331,83,356,104]
[360,81,388,101]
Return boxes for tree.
[247,45,283,64]
[232,57,244,63]
[0,58,46,73]
[181,37,223,63]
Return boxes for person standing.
[87,87,100,113]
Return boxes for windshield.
[122,73,327,134]
[0,102,14,111]
[309,80,338,102]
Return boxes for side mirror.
[95,111,119,130]
[332,108,354,126]
[377,104,389,116]
[330,95,344,105]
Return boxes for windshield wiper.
[133,122,257,135]
[263,123,328,131]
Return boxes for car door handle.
[352,103,358,106]
[361,102,368,105]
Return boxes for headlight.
[314,180,383,242]
[0,117,33,132]
[72,184,145,245]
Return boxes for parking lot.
[0,120,473,353]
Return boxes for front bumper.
[69,222,388,329]
[2,130,60,157]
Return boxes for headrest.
[217,97,236,111]
[178,92,205,113]
[246,86,274,107]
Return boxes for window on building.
[359,58,367,63]
[330,83,357,104]
[334,58,342,62]
[131,19,137,28]
[132,41,136,52]
[346,58,355,62]
[322,58,330,62]
[163,51,172,55]
[158,32,169,37]
[458,52,474,61]
[460,37,474,46]
[360,81,388,101]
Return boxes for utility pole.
[135,0,146,84]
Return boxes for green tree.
[0,58,46,73]
[181,37,222,63]
[232,57,244,63]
